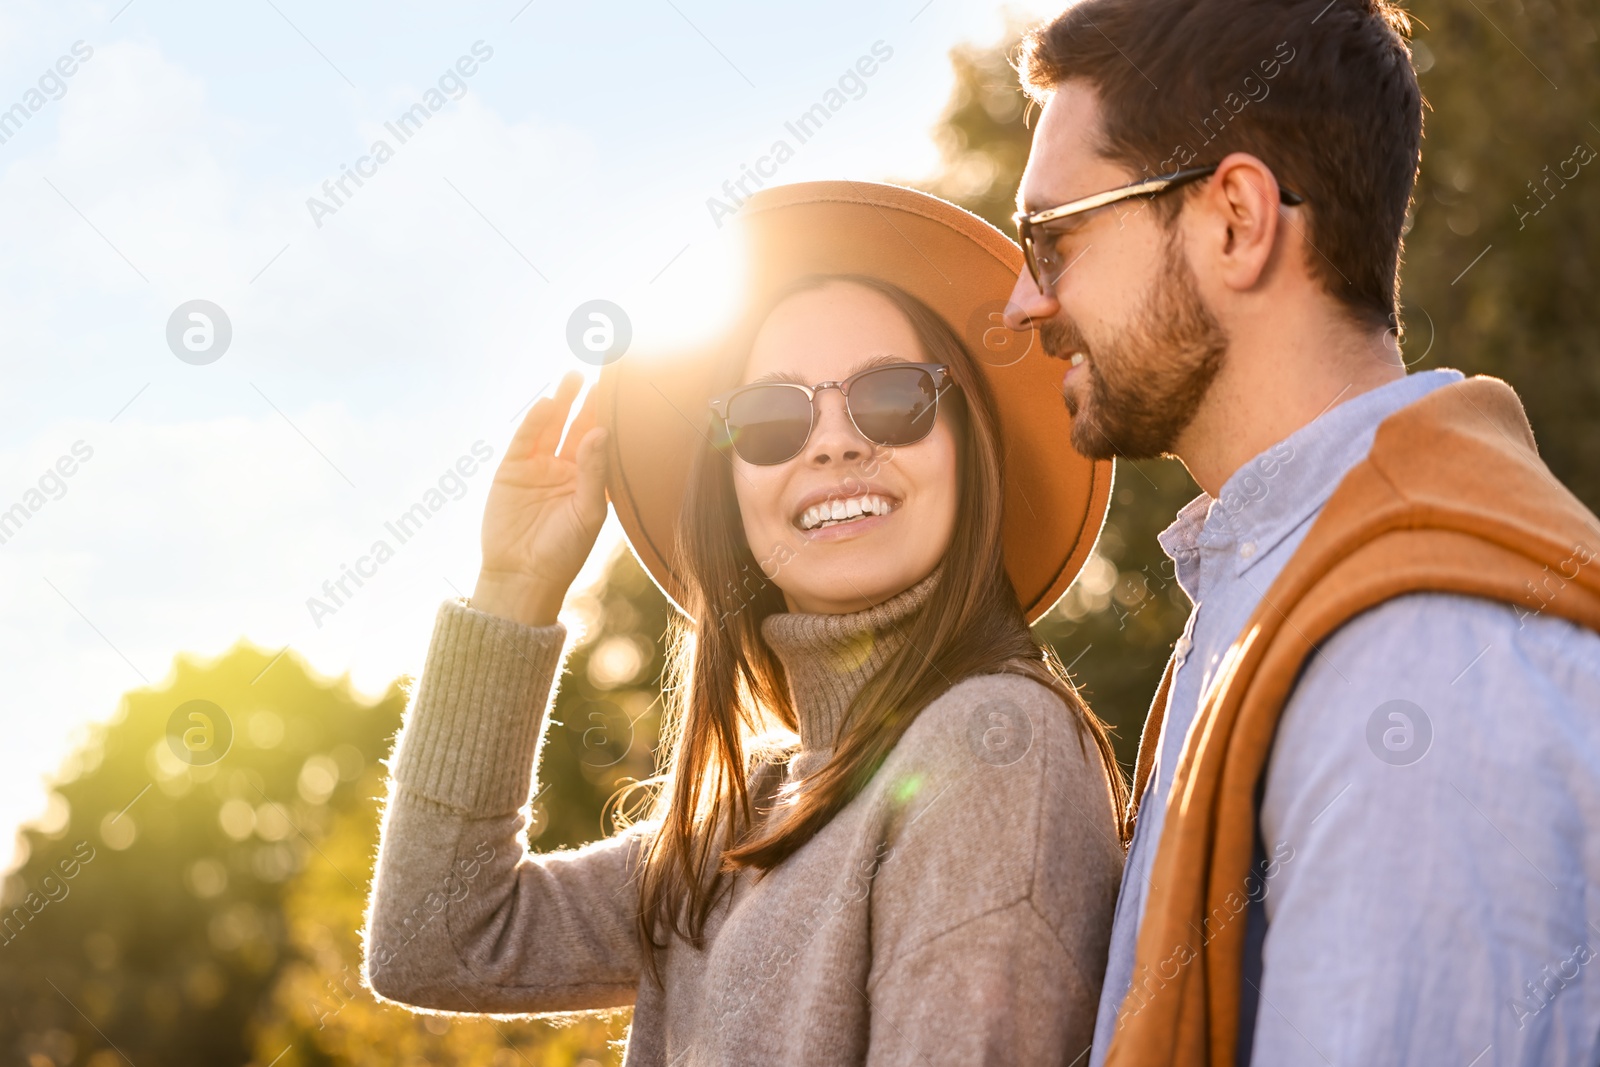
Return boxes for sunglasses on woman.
[708,362,955,466]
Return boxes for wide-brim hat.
[595,180,1111,625]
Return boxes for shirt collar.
[1158,369,1465,585]
[1157,492,1213,602]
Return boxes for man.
[1003,0,1600,1063]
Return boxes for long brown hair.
[622,274,1128,982]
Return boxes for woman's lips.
[795,508,895,543]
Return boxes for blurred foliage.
[1,639,403,1066]
[534,544,672,853]
[922,35,1037,235]
[1,541,666,1065]
[5,5,1597,1063]
[1400,0,1600,505]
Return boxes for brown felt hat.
[594,180,1111,625]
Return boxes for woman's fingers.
[532,372,584,456]
[506,371,583,460]
[557,379,602,464]
[505,391,557,460]
[572,425,610,524]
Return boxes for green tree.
[1,542,669,1066]
[1,634,408,1065]
[1400,0,1599,505]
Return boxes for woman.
[364,182,1126,1065]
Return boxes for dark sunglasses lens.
[850,366,939,446]
[725,386,812,464]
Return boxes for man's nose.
[1003,265,1058,331]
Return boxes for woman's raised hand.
[471,371,608,626]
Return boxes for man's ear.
[1194,151,1287,293]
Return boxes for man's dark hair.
[1019,0,1422,329]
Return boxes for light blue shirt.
[1089,368,1600,1066]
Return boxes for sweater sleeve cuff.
[391,597,569,817]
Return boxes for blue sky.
[0,0,1068,867]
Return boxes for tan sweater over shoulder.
[363,571,1124,1065]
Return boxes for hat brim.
[595,180,1111,625]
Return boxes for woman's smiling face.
[732,280,960,615]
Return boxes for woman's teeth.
[798,493,895,531]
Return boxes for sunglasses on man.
[709,362,955,466]
[1012,163,1306,294]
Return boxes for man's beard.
[1042,232,1228,461]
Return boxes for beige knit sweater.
[363,570,1124,1065]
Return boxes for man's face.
[1007,82,1228,460]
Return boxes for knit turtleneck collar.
[758,566,942,779]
